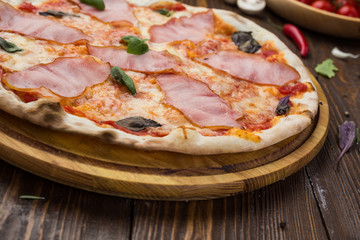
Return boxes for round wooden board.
[0,78,328,201]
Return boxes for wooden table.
[1,1,359,239]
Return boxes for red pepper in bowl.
[311,0,335,12]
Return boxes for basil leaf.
[232,31,261,54]
[275,95,291,115]
[80,0,105,10]
[336,121,356,164]
[154,8,172,17]
[0,37,23,53]
[121,36,149,55]
[20,195,46,200]
[121,35,135,44]
[315,59,338,78]
[115,116,161,132]
[39,10,79,18]
[110,66,136,95]
[127,39,149,55]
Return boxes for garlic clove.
[331,47,359,59]
[237,0,266,14]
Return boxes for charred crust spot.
[25,102,65,127]
[37,102,63,113]
[101,131,116,142]
[43,113,63,126]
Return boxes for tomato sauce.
[244,120,272,131]
[62,105,87,118]
[12,90,40,103]
[278,82,308,95]
[150,2,186,11]
[18,2,38,13]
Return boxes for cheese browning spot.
[261,40,286,64]
[181,126,188,139]
[225,128,261,143]
[214,14,236,36]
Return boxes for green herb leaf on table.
[19,195,46,200]
[154,8,173,17]
[80,0,105,10]
[110,66,136,95]
[0,37,23,53]
[336,121,356,164]
[315,59,338,78]
[121,36,149,55]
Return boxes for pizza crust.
[0,0,318,155]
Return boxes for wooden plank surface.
[1,0,360,239]
[0,161,133,240]
[131,170,328,239]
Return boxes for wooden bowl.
[265,0,360,39]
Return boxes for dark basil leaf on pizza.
[121,36,149,55]
[110,66,136,95]
[39,10,79,18]
[276,95,291,115]
[154,8,172,17]
[0,37,23,53]
[80,0,105,10]
[232,31,261,53]
[115,117,162,132]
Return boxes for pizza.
[0,0,318,154]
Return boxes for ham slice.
[149,10,214,43]
[4,57,110,98]
[74,0,136,24]
[196,51,300,86]
[0,1,91,43]
[156,74,242,127]
[88,45,180,73]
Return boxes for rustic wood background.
[1,0,359,239]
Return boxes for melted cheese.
[0,32,85,71]
[3,0,49,7]
[225,128,261,142]
[69,73,190,131]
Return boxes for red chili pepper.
[267,18,309,57]
[282,24,309,57]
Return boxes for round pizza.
[0,0,318,154]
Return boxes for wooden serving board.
[0,79,329,200]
